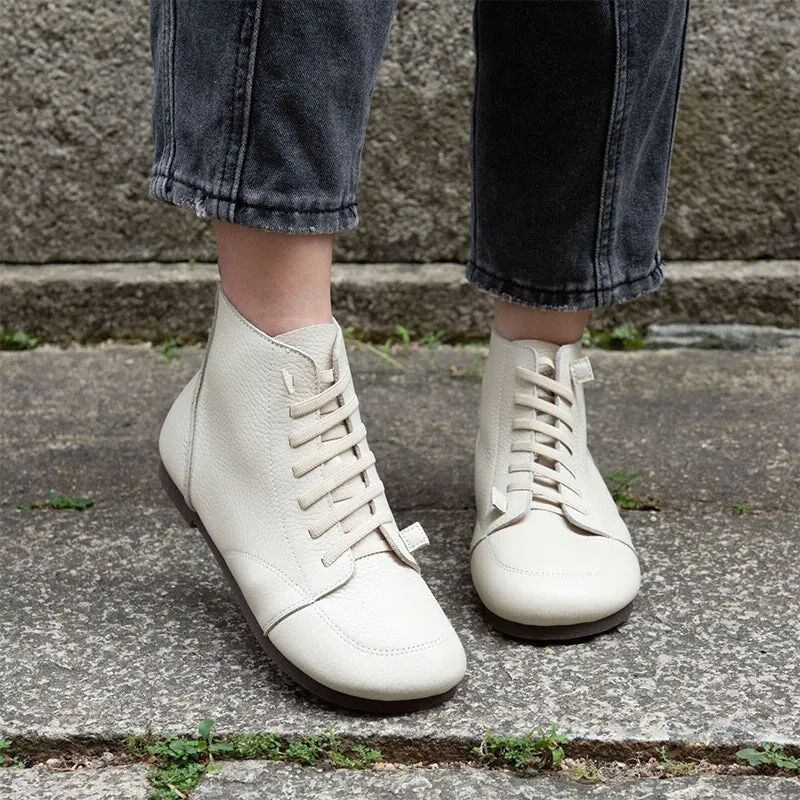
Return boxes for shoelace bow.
[288,364,392,567]
[506,359,587,517]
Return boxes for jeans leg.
[467,0,690,310]
[149,0,396,234]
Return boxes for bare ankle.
[215,221,334,336]
[493,299,589,345]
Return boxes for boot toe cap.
[268,555,466,703]
[471,517,641,627]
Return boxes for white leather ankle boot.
[159,287,466,712]
[471,330,640,640]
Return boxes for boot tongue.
[275,323,389,561]
[515,338,560,364]
[274,323,337,373]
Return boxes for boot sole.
[482,601,634,642]
[158,461,458,714]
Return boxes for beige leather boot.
[471,330,640,640]
[159,287,466,712]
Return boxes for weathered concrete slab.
[1,261,798,345]
[1,345,797,751]
[647,324,800,353]
[0,765,149,800]
[2,1,798,263]
[192,763,800,800]
[1,502,798,747]
[0,346,796,514]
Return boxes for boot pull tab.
[398,521,429,553]
[570,357,594,385]
[491,486,508,513]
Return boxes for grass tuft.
[127,720,383,799]
[473,725,568,773]
[16,491,94,511]
[604,472,660,511]
[583,327,645,351]
[0,329,39,351]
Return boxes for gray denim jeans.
[150,0,689,310]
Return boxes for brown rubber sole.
[158,461,459,714]
[483,601,634,642]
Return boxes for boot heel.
[158,461,199,528]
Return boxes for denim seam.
[165,0,177,181]
[229,0,264,223]
[151,172,358,215]
[155,0,177,194]
[467,258,662,303]
[213,2,252,221]
[470,2,481,271]
[660,0,691,219]
[593,0,629,308]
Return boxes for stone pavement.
[1,342,798,798]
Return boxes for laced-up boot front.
[159,287,466,711]
[472,329,641,640]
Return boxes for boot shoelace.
[288,364,392,567]
[506,359,587,517]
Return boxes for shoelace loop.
[289,365,392,567]
[506,361,587,516]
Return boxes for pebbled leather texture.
[159,286,465,702]
[471,330,641,628]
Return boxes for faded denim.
[150,0,689,311]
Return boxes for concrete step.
[3,763,798,800]
[1,345,796,514]
[1,345,797,771]
[1,260,798,344]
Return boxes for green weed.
[16,491,94,511]
[567,758,604,783]
[583,327,645,351]
[0,329,39,350]
[736,743,800,771]
[0,738,26,768]
[422,330,446,350]
[160,338,184,363]
[343,326,405,371]
[731,503,755,516]
[604,472,660,511]
[128,720,383,799]
[450,350,484,380]
[474,724,568,773]
[394,324,412,347]
[658,746,697,776]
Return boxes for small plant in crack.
[0,738,29,769]
[730,503,755,516]
[0,329,39,351]
[422,329,446,350]
[343,326,405,371]
[566,758,604,783]
[604,472,660,511]
[450,349,484,380]
[736,743,800,772]
[128,720,384,799]
[160,337,184,363]
[474,724,568,773]
[16,491,94,511]
[658,746,697,776]
[582,327,645,351]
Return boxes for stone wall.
[2,0,797,264]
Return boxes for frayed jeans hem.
[465,259,665,311]
[149,174,359,235]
